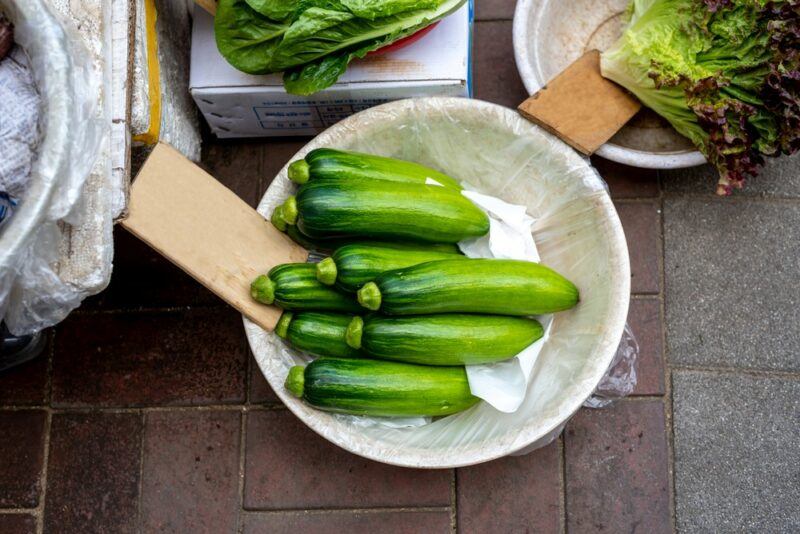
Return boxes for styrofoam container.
[513,0,707,169]
[244,97,630,468]
[0,0,112,334]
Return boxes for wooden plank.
[120,142,307,331]
[194,0,216,15]
[517,50,641,155]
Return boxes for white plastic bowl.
[244,97,630,468]
[513,0,707,169]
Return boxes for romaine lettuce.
[215,0,465,94]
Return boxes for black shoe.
[0,323,47,373]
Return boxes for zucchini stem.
[250,275,276,305]
[345,316,364,349]
[357,282,382,311]
[275,311,293,338]
[315,257,338,286]
[270,205,287,232]
[288,160,310,184]
[285,366,305,398]
[282,196,298,225]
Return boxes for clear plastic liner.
[0,0,105,334]
[584,323,639,408]
[0,46,40,200]
[246,98,633,467]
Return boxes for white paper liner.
[458,189,554,413]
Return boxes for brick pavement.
[1,5,797,532]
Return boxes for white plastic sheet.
[246,98,632,467]
[0,0,105,334]
[459,189,552,413]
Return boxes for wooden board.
[121,143,307,331]
[195,0,216,15]
[517,50,641,155]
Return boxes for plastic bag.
[584,323,639,408]
[0,0,105,334]
[245,98,634,467]
[0,46,40,201]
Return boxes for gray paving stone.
[663,152,800,197]
[664,199,800,371]
[673,371,800,533]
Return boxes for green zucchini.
[284,225,341,253]
[272,205,352,253]
[276,311,361,358]
[345,314,543,365]
[285,358,479,417]
[251,263,361,313]
[316,242,465,291]
[288,148,462,191]
[271,205,460,255]
[357,258,579,316]
[293,179,489,243]
[270,204,289,232]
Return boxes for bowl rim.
[245,97,631,468]
[511,0,708,169]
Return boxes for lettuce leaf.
[215,0,289,74]
[269,2,455,71]
[340,0,442,19]
[282,8,355,42]
[215,0,466,92]
[601,0,799,194]
[245,0,299,20]
[283,20,428,94]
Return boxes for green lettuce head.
[601,0,799,194]
[214,0,466,96]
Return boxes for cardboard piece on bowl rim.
[121,142,307,331]
[195,0,216,15]
[517,50,641,156]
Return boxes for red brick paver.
[242,510,452,534]
[565,400,671,534]
[475,0,516,20]
[51,308,247,407]
[0,351,48,405]
[0,411,46,508]
[249,355,281,405]
[457,440,561,534]
[261,140,309,186]
[628,298,666,395]
[85,228,218,310]
[140,410,241,533]
[616,201,662,294]
[0,514,37,534]
[473,21,529,108]
[244,410,451,509]
[44,413,142,534]
[201,142,264,208]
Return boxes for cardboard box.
[190,3,473,138]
